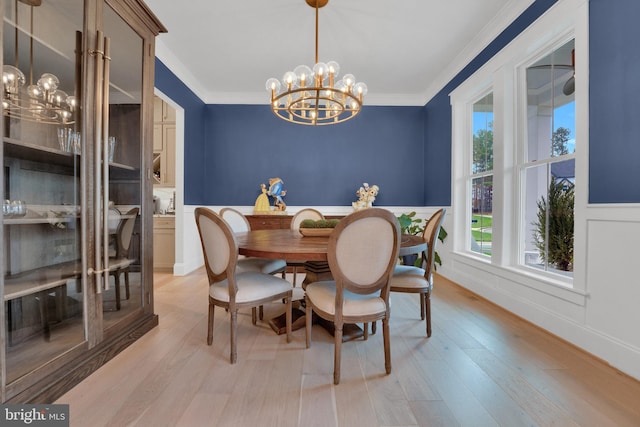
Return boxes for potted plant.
[397,211,447,269]
[532,177,574,271]
[298,218,340,236]
[397,212,424,266]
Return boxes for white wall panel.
[586,219,640,349]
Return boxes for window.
[450,0,586,292]
[521,39,576,276]
[471,93,494,256]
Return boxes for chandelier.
[2,0,76,125]
[265,0,367,126]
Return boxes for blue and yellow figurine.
[267,177,287,211]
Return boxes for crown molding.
[155,0,535,107]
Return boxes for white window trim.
[450,0,589,296]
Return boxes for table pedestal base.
[315,317,365,342]
[268,308,305,335]
[268,261,366,341]
[267,310,365,342]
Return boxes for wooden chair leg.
[124,269,130,299]
[334,322,343,385]
[230,310,238,364]
[252,307,257,325]
[426,293,432,337]
[207,302,215,345]
[371,320,377,334]
[292,267,298,287]
[114,272,121,310]
[259,305,264,320]
[285,295,292,343]
[305,297,312,348]
[420,293,425,320]
[363,323,369,340]
[383,317,391,374]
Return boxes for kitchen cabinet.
[154,96,176,123]
[153,216,175,271]
[153,97,175,187]
[1,0,165,402]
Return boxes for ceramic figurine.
[267,177,287,211]
[254,183,271,213]
[352,182,379,211]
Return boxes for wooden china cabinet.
[0,0,165,402]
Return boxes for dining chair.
[289,208,324,286]
[220,207,287,278]
[195,207,292,364]
[304,208,400,384]
[108,207,139,310]
[390,208,446,337]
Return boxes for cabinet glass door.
[2,0,84,383]
[101,3,144,325]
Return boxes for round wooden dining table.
[236,229,427,261]
[236,229,427,339]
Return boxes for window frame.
[450,0,588,292]
[516,39,577,278]
[469,91,495,258]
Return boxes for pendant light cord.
[315,1,319,64]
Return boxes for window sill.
[449,251,588,307]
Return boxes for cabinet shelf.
[4,137,77,167]
[3,216,78,225]
[4,261,82,301]
[4,137,140,176]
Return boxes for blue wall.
[589,0,640,203]
[201,105,424,206]
[154,60,206,204]
[156,0,640,207]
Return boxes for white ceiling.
[145,0,535,106]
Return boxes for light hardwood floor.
[57,269,640,426]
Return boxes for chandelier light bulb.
[266,78,281,93]
[313,62,328,83]
[353,82,368,97]
[282,71,297,88]
[2,65,25,95]
[327,61,340,78]
[37,73,59,92]
[342,74,355,89]
[52,90,68,107]
[294,65,313,88]
[66,95,77,110]
[27,84,40,99]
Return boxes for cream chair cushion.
[305,281,387,316]
[209,272,294,303]
[392,265,432,290]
